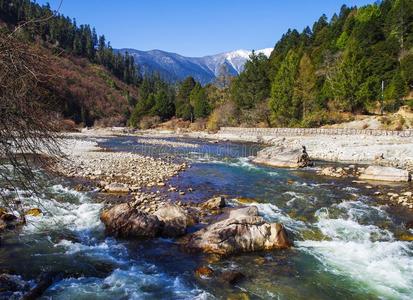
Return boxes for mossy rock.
[398,234,413,241]
[0,208,7,217]
[236,197,258,204]
[25,208,42,217]
[253,257,266,265]
[300,229,328,241]
[296,215,309,223]
[227,292,250,300]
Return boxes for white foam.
[298,202,413,299]
[51,184,90,203]
[24,201,103,233]
[231,200,307,233]
[55,238,128,265]
[46,265,212,299]
[22,185,103,234]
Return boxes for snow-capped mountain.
[117,48,273,84]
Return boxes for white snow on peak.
[223,48,273,74]
[224,48,273,61]
[119,47,274,84]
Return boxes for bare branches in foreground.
[0,29,62,209]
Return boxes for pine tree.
[231,51,270,109]
[270,50,300,126]
[190,84,210,119]
[152,89,175,121]
[176,77,196,121]
[293,53,317,120]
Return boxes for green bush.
[300,110,348,128]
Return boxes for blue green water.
[1,136,412,299]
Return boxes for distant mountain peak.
[118,48,273,84]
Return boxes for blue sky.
[39,0,375,57]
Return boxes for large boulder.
[101,203,162,238]
[101,203,192,238]
[154,204,189,237]
[185,206,291,256]
[359,166,411,182]
[253,146,312,168]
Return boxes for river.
[1,136,412,299]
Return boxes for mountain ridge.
[118,48,273,84]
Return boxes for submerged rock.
[25,208,42,217]
[227,292,251,300]
[235,197,258,205]
[185,206,291,256]
[359,166,411,182]
[0,273,29,294]
[220,271,246,285]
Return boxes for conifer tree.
[231,51,270,109]
[190,84,210,119]
[293,53,317,120]
[270,50,300,126]
[176,77,196,121]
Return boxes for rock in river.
[104,183,130,193]
[201,196,226,211]
[220,271,246,285]
[195,266,214,278]
[101,203,162,238]
[25,208,42,217]
[154,204,190,237]
[359,166,411,182]
[185,206,291,256]
[101,203,192,238]
[318,167,347,178]
[253,145,312,168]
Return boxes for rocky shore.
[63,129,413,211]
[72,127,413,174]
[137,127,413,173]
[55,139,187,191]
[315,165,413,209]
[53,138,292,258]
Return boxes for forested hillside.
[0,0,140,126]
[128,0,413,130]
[263,0,413,127]
[1,0,412,129]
